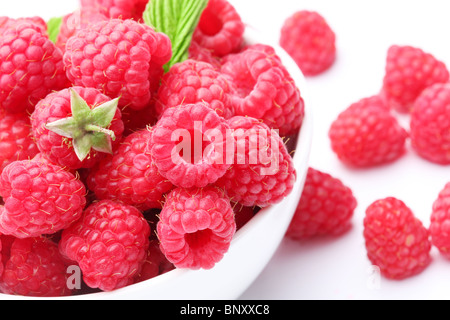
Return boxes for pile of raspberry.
[281,10,450,282]
[0,0,305,297]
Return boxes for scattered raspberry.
[0,19,69,113]
[285,167,357,240]
[81,0,148,21]
[59,199,150,292]
[0,109,39,174]
[363,197,432,280]
[0,159,86,238]
[381,45,449,113]
[134,240,175,283]
[280,10,336,76]
[155,59,234,119]
[215,116,297,208]
[30,86,124,170]
[221,44,305,136]
[64,18,172,111]
[429,183,450,258]
[87,128,174,211]
[0,236,72,297]
[410,82,450,164]
[329,95,408,167]
[157,186,236,270]
[192,0,245,57]
[151,102,231,188]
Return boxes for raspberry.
[64,19,172,111]
[134,240,174,283]
[429,183,450,258]
[151,102,231,188]
[0,16,47,34]
[30,86,124,170]
[59,199,150,291]
[81,0,148,21]
[329,95,408,167]
[0,109,39,174]
[0,236,71,297]
[215,116,297,208]
[0,20,69,113]
[189,41,222,70]
[157,186,236,270]
[87,128,175,211]
[0,159,86,238]
[221,44,305,136]
[285,167,357,240]
[280,10,336,76]
[363,197,432,280]
[381,45,449,113]
[192,0,245,57]
[410,83,450,164]
[155,59,234,119]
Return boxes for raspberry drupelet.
[157,186,236,270]
[429,183,450,258]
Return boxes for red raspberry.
[363,197,432,280]
[0,16,47,34]
[221,44,305,136]
[285,167,357,240]
[329,95,408,167]
[192,0,245,57]
[0,109,39,174]
[0,159,86,238]
[59,199,150,291]
[215,116,297,208]
[0,20,69,113]
[64,19,172,111]
[280,10,336,76]
[429,183,450,258]
[81,0,148,21]
[30,86,124,170]
[157,186,236,270]
[151,102,231,188]
[87,128,174,211]
[410,83,450,164]
[381,45,449,113]
[134,240,174,283]
[0,236,71,297]
[189,41,222,70]
[155,59,234,119]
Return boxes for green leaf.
[143,0,208,71]
[47,16,63,43]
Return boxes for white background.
[2,0,450,300]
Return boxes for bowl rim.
[0,26,313,300]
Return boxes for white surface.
[2,0,450,301]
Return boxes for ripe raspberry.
[381,45,449,113]
[59,199,150,291]
[363,197,432,280]
[429,183,450,258]
[329,95,408,167]
[215,116,297,208]
[64,19,172,111]
[81,0,148,21]
[0,109,39,174]
[192,0,245,57]
[0,20,69,113]
[151,102,231,188]
[280,10,336,76]
[0,236,71,297]
[0,16,47,34]
[221,44,305,136]
[157,186,236,270]
[134,240,174,283]
[155,59,234,119]
[285,167,357,240]
[30,86,124,170]
[0,159,86,238]
[410,83,450,164]
[189,41,222,70]
[87,128,174,211]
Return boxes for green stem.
[85,124,116,141]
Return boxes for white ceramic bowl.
[0,27,312,301]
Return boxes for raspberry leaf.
[47,16,63,43]
[45,89,119,161]
[143,0,208,71]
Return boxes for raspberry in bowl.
[0,0,312,299]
